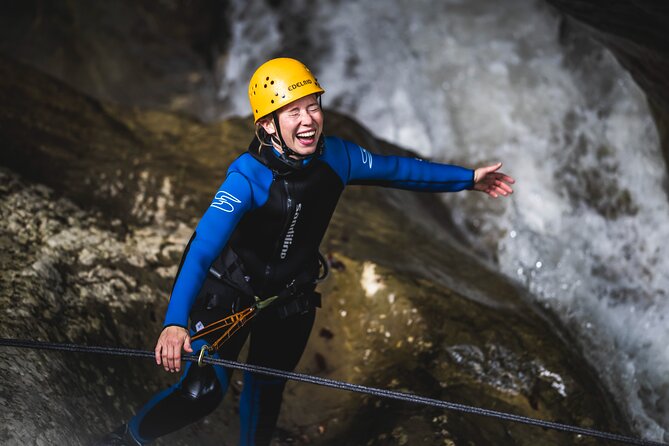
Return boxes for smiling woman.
[97,57,514,446]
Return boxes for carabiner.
[197,345,211,367]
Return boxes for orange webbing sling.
[191,295,280,366]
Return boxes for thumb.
[479,162,503,178]
[183,334,193,353]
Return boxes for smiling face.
[259,94,324,157]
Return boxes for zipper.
[264,176,293,283]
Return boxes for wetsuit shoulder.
[319,136,356,185]
[228,152,274,208]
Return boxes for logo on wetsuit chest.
[280,203,302,259]
[210,190,241,212]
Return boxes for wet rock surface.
[0,55,631,445]
[0,0,227,121]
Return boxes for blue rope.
[0,337,666,446]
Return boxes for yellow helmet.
[248,58,324,123]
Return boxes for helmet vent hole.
[271,100,274,104]
[270,80,274,85]
[264,84,267,88]
[266,77,269,81]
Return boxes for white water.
[217,0,669,441]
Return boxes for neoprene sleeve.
[163,172,253,327]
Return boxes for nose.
[300,110,315,124]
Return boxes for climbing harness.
[0,337,666,446]
[192,251,330,362]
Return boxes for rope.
[0,337,666,446]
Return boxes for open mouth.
[296,130,317,146]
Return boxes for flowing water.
[216,0,668,441]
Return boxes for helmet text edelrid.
[288,79,313,91]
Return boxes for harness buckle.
[254,294,279,310]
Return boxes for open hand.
[473,162,515,198]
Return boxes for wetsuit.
[127,136,474,445]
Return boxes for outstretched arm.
[472,162,515,198]
[324,138,515,196]
[336,139,475,192]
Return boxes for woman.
[100,57,514,445]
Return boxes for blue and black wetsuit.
[127,136,474,445]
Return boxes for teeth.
[297,131,315,138]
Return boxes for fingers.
[500,182,514,194]
[493,173,515,185]
[479,178,513,198]
[160,339,180,372]
[503,174,515,184]
[494,178,514,195]
[487,173,514,197]
[155,344,162,366]
[161,341,171,372]
[155,327,189,373]
[169,342,182,372]
[491,184,512,197]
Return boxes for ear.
[259,118,276,135]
